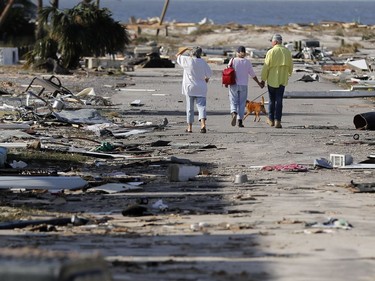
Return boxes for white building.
[0,47,19,65]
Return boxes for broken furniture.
[19,75,83,121]
[24,75,73,99]
[330,154,353,167]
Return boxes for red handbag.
[222,58,236,87]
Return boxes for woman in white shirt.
[229,46,263,127]
[176,46,212,133]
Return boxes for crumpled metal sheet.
[53,108,109,124]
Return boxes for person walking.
[176,46,212,133]
[228,46,263,128]
[260,34,293,128]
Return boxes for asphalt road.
[0,63,374,281]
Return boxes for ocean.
[60,0,375,26]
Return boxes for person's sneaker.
[231,112,237,126]
[267,118,274,127]
[275,120,282,128]
[238,120,244,128]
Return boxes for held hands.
[254,77,265,89]
[258,81,265,88]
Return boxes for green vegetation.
[362,31,375,40]
[0,206,33,222]
[188,25,215,36]
[7,150,90,170]
[333,42,362,56]
[334,28,345,37]
[26,2,130,69]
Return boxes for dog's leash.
[250,90,268,102]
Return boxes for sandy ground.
[0,25,375,280]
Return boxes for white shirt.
[177,55,212,97]
[229,57,256,86]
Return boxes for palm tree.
[27,1,129,69]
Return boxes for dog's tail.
[261,96,265,105]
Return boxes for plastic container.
[52,99,64,111]
[168,164,200,182]
[234,174,248,184]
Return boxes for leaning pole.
[156,0,170,36]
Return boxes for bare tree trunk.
[0,0,16,32]
[36,0,43,40]
[96,0,100,7]
[37,0,43,11]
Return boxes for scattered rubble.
[0,20,375,281]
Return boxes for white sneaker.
[231,112,237,126]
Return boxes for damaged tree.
[26,1,130,69]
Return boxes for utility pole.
[156,0,169,37]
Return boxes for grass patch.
[333,42,362,56]
[335,28,345,37]
[189,26,215,36]
[362,31,375,41]
[0,206,50,222]
[7,150,90,170]
[0,207,28,222]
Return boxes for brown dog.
[243,96,267,122]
